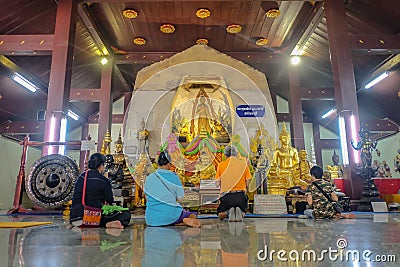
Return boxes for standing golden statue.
[190,89,217,137]
[268,123,299,194]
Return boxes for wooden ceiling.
[0,0,399,141]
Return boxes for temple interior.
[0,0,400,266]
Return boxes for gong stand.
[8,135,84,214]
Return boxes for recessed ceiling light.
[291,56,300,65]
[226,24,242,34]
[196,8,211,19]
[122,9,138,19]
[160,24,175,34]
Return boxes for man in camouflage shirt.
[302,165,355,219]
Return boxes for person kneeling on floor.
[215,145,252,222]
[70,153,131,229]
[144,150,200,227]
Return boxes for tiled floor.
[0,213,399,266]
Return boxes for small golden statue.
[101,129,112,155]
[268,123,299,195]
[293,150,313,187]
[326,150,342,178]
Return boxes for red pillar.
[97,63,113,152]
[288,65,305,150]
[43,0,77,155]
[325,0,359,196]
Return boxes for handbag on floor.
[312,181,344,213]
[81,171,102,227]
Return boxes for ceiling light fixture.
[133,37,146,45]
[67,110,79,121]
[321,108,337,119]
[12,73,38,93]
[365,71,389,89]
[160,24,175,34]
[196,8,211,19]
[290,56,300,65]
[122,9,138,19]
[226,24,242,34]
[100,57,108,65]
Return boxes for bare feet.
[182,217,201,228]
[218,212,228,221]
[106,220,124,229]
[106,228,123,237]
[341,213,356,219]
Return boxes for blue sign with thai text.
[236,105,265,117]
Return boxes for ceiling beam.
[0,55,48,92]
[69,88,102,102]
[0,121,44,135]
[289,2,325,55]
[277,113,312,123]
[0,35,54,54]
[78,3,131,92]
[115,52,285,64]
[364,119,399,132]
[80,0,321,2]
[88,114,124,124]
[371,54,400,78]
[351,34,400,54]
[300,87,335,100]
[320,139,340,149]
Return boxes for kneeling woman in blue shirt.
[144,151,200,227]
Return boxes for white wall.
[0,135,41,211]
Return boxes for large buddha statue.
[190,89,217,137]
[268,124,299,194]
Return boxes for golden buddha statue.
[293,150,313,187]
[190,148,216,184]
[133,154,149,207]
[101,129,112,155]
[190,89,217,137]
[326,150,342,178]
[268,123,299,195]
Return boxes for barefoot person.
[144,151,200,227]
[215,146,252,222]
[303,165,355,219]
[70,153,131,228]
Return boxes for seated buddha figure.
[268,124,299,194]
[293,150,313,187]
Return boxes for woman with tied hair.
[144,150,200,227]
[70,153,131,228]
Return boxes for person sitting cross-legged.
[144,151,200,227]
[302,165,355,220]
[215,145,252,222]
